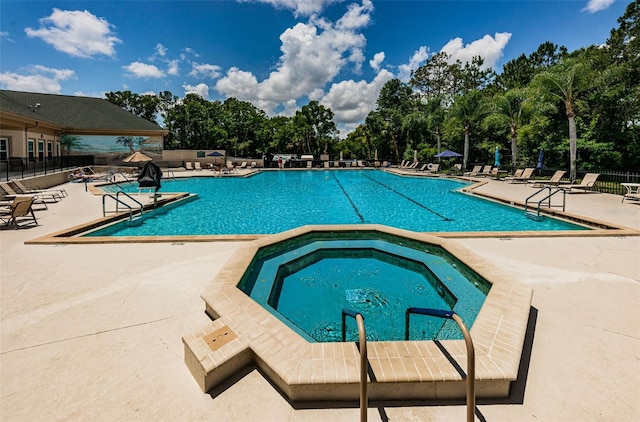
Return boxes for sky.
[0,0,632,135]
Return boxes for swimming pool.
[238,231,490,342]
[90,170,586,236]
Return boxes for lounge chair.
[561,173,600,193]
[194,162,202,171]
[324,162,330,168]
[529,170,567,187]
[185,162,193,171]
[425,163,440,174]
[478,165,493,177]
[10,180,67,200]
[0,182,52,208]
[250,162,257,169]
[464,165,482,177]
[505,168,535,183]
[413,164,428,172]
[0,196,38,228]
[238,162,248,170]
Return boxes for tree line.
[106,2,638,176]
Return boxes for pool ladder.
[102,191,145,221]
[342,309,368,422]
[342,308,476,422]
[524,186,566,220]
[405,308,476,422]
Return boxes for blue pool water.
[89,170,586,236]
[238,232,490,342]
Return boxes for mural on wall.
[72,135,162,161]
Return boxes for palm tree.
[447,90,487,170]
[489,88,531,171]
[533,59,588,181]
[59,134,81,156]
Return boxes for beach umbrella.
[123,151,152,163]
[340,151,343,161]
[494,146,501,168]
[536,148,545,171]
[207,150,225,166]
[413,149,418,162]
[374,149,378,161]
[433,149,462,158]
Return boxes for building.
[0,90,167,171]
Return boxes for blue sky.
[0,0,631,135]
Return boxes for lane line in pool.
[330,173,366,222]
[363,173,453,221]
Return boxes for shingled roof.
[0,90,165,133]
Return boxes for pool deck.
[1,173,639,421]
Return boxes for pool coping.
[183,224,534,402]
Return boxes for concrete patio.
[1,175,638,421]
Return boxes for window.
[27,139,34,161]
[38,140,45,161]
[47,141,53,160]
[0,138,8,161]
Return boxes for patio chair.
[425,163,440,174]
[11,180,67,200]
[0,196,38,228]
[238,162,247,170]
[561,173,600,193]
[194,162,202,171]
[478,165,493,177]
[505,168,535,183]
[0,182,50,209]
[185,162,194,170]
[464,165,482,177]
[529,170,567,187]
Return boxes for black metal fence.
[0,156,95,182]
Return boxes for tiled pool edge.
[183,225,534,402]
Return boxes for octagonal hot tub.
[238,232,490,343]
[183,225,533,403]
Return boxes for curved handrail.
[102,194,133,221]
[405,308,475,422]
[115,191,144,215]
[342,309,368,422]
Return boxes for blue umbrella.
[434,149,462,158]
[536,148,545,170]
[494,146,501,168]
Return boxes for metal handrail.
[115,191,144,215]
[102,194,134,221]
[342,309,368,422]
[405,308,475,422]
[525,186,566,218]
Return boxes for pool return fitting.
[405,308,476,422]
[341,309,368,422]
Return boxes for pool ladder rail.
[342,308,476,422]
[524,186,566,220]
[102,191,145,221]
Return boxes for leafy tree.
[445,90,489,169]
[374,79,416,160]
[105,90,163,124]
[292,101,338,156]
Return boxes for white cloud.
[369,52,385,72]
[154,43,167,58]
[189,63,222,79]
[25,8,121,58]
[397,46,429,82]
[216,1,373,107]
[183,83,210,99]
[582,0,615,13]
[122,62,165,78]
[0,65,76,93]
[320,69,393,124]
[236,0,342,17]
[166,60,180,76]
[440,32,511,70]
[1,31,13,42]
